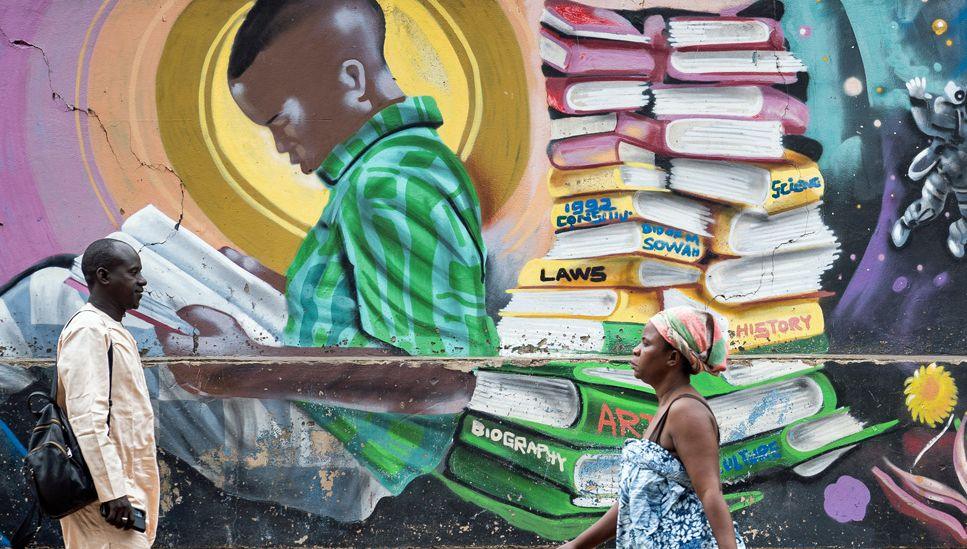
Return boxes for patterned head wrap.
[649,306,728,375]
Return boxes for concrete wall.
[1,0,965,546]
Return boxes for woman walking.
[560,307,745,548]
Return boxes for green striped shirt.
[284,96,497,493]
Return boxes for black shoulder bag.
[11,312,114,547]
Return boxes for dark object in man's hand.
[99,496,145,532]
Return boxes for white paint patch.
[0,298,30,356]
[29,267,84,326]
[281,97,306,127]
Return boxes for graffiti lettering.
[733,315,812,340]
[770,177,822,199]
[596,403,653,438]
[539,266,607,283]
[720,441,782,474]
[470,419,568,472]
[641,222,701,244]
[556,198,631,228]
[642,237,702,257]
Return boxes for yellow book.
[547,163,666,198]
[761,152,825,214]
[548,221,708,264]
[552,190,712,236]
[500,288,661,324]
[517,256,702,288]
[711,203,837,257]
[668,150,824,214]
[662,288,825,352]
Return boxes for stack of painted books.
[497,0,838,356]
[442,360,896,539]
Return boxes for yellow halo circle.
[158,0,528,272]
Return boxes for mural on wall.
[0,0,965,546]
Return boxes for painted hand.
[219,246,286,293]
[907,77,928,100]
[156,305,263,357]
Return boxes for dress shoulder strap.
[648,393,720,444]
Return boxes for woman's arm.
[670,400,739,549]
[558,503,618,549]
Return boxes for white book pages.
[580,367,653,389]
[664,118,783,158]
[502,289,618,318]
[786,411,865,453]
[704,245,840,303]
[573,454,622,496]
[792,445,857,477]
[670,50,806,74]
[668,20,772,48]
[122,205,286,339]
[721,360,815,386]
[711,375,825,444]
[652,86,764,117]
[619,165,668,190]
[497,316,606,356]
[638,258,702,287]
[468,370,580,427]
[80,231,281,345]
[539,33,567,69]
[617,141,657,164]
[669,158,771,207]
[633,191,713,236]
[69,254,186,333]
[727,203,837,255]
[550,113,618,140]
[566,80,650,112]
[547,223,643,259]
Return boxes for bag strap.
[49,309,86,401]
[106,344,114,434]
[50,308,115,430]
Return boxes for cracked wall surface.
[0,0,966,547]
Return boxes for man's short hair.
[81,239,131,288]
[228,0,386,80]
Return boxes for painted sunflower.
[904,363,958,427]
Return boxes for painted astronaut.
[892,77,967,258]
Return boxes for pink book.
[539,27,661,76]
[546,76,651,115]
[542,0,655,44]
[649,84,807,134]
[549,86,807,137]
[549,133,656,170]
[666,17,785,51]
[550,117,786,167]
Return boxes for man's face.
[230,21,358,175]
[102,245,147,311]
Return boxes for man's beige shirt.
[56,304,160,548]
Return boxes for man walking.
[57,239,158,548]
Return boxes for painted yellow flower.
[904,363,958,427]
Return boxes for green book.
[469,365,837,447]
[457,409,897,495]
[439,443,763,541]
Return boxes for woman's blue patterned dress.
[616,438,747,548]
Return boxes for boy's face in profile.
[229,18,363,175]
